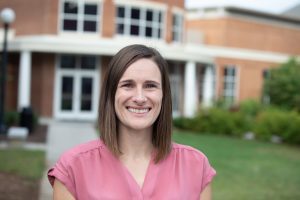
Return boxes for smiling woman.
[47,44,216,200]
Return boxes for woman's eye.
[145,84,156,89]
[121,83,133,88]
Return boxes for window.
[197,65,216,104]
[61,0,100,32]
[223,66,237,104]
[168,62,182,116]
[262,69,270,104]
[172,13,183,42]
[116,5,164,39]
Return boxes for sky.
[185,0,300,14]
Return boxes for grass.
[0,148,45,180]
[173,130,300,200]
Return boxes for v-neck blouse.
[48,139,216,200]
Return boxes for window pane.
[84,20,97,32]
[81,78,93,111]
[61,76,73,111]
[81,56,96,69]
[146,10,153,21]
[63,19,77,31]
[64,2,78,14]
[117,6,125,18]
[84,4,97,15]
[116,23,124,34]
[158,28,161,38]
[146,27,152,37]
[158,12,162,23]
[130,25,139,35]
[131,8,140,20]
[61,55,76,69]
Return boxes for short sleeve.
[47,153,76,198]
[201,155,216,192]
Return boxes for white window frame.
[53,54,100,120]
[172,13,184,42]
[59,0,102,34]
[169,63,182,117]
[222,65,238,104]
[115,5,165,40]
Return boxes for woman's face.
[114,58,163,132]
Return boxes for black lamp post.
[0,8,15,134]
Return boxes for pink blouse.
[48,139,216,200]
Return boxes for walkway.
[39,120,98,200]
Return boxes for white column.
[184,61,197,117]
[202,65,214,107]
[18,51,32,110]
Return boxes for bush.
[173,117,196,130]
[254,108,300,144]
[239,99,263,118]
[173,108,251,137]
[4,111,20,127]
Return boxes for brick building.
[0,0,299,121]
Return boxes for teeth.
[128,108,149,114]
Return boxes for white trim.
[172,7,185,15]
[114,0,167,11]
[7,35,297,64]
[187,8,300,31]
[53,54,100,120]
[184,61,197,117]
[235,66,240,103]
[58,0,103,34]
[17,51,32,110]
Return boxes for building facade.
[0,1,299,121]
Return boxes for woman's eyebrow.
[145,80,161,85]
[119,79,134,84]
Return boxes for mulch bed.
[0,172,40,200]
[0,125,47,200]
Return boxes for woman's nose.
[132,88,147,103]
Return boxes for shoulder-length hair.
[98,44,172,163]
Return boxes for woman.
[48,44,216,200]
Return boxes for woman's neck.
[118,125,153,160]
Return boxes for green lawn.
[0,148,45,180]
[173,131,300,200]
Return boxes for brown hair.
[98,44,172,163]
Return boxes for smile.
[127,107,151,114]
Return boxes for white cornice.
[5,35,296,64]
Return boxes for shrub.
[254,108,300,144]
[173,117,196,130]
[4,111,20,127]
[173,108,251,137]
[239,99,263,118]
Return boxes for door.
[54,55,100,120]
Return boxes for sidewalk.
[39,120,98,200]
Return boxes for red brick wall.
[187,17,300,55]
[5,53,19,111]
[31,53,55,117]
[215,57,278,102]
[0,0,59,35]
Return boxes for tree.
[264,58,300,111]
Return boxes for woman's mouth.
[127,107,151,114]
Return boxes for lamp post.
[0,8,15,134]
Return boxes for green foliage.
[254,108,300,144]
[264,58,300,111]
[173,99,300,145]
[174,107,251,137]
[4,111,20,127]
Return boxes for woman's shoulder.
[58,139,105,164]
[171,142,209,162]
